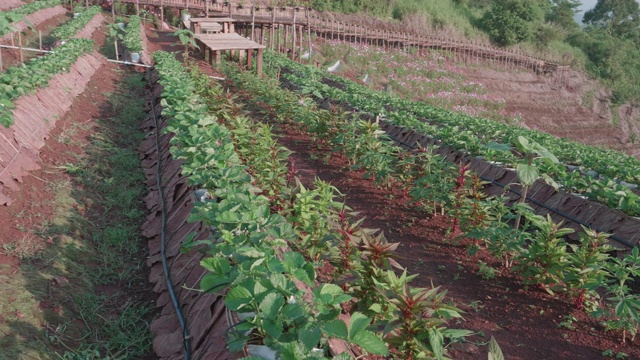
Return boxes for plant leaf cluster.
[0,38,94,127]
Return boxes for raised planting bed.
[50,5,102,41]
[0,39,103,205]
[0,0,64,41]
[267,53,640,217]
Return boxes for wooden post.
[205,0,209,17]
[251,6,255,41]
[160,0,164,28]
[136,0,139,15]
[18,32,23,63]
[307,10,311,61]
[85,0,88,8]
[112,1,115,19]
[247,48,253,69]
[292,11,297,59]
[270,10,275,49]
[276,24,280,53]
[39,30,42,50]
[257,48,263,76]
[330,20,334,40]
[0,47,3,73]
[298,24,303,54]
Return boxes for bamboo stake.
[114,37,119,60]
[0,47,3,72]
[18,32,23,63]
[39,30,42,50]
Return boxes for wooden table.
[195,33,267,76]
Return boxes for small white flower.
[288,295,296,304]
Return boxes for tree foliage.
[481,0,545,46]
[584,0,640,40]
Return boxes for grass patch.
[0,70,154,360]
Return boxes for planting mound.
[72,12,106,40]
[0,51,105,205]
[0,0,23,11]
[0,6,67,42]
[140,72,240,360]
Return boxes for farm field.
[0,5,639,360]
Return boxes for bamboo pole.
[18,32,23,63]
[0,47,3,72]
[39,30,42,50]
[114,37,119,60]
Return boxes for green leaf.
[259,292,285,320]
[225,286,253,311]
[488,336,505,360]
[485,142,512,152]
[516,163,538,187]
[428,328,444,360]
[322,319,348,339]
[351,330,388,355]
[298,327,321,350]
[348,312,371,339]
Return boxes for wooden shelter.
[195,33,266,76]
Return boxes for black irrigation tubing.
[147,70,193,360]
[388,130,638,250]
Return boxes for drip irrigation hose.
[388,133,638,250]
[147,70,192,359]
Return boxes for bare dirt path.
[0,19,155,359]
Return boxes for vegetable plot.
[264,52,640,216]
[0,38,94,127]
[123,15,143,53]
[153,51,474,359]
[0,0,61,37]
[50,5,100,40]
[220,60,640,345]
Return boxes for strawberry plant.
[123,15,143,53]
[0,38,94,127]
[0,0,61,37]
[51,5,100,40]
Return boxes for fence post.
[251,5,255,41]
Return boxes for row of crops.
[261,52,640,217]
[153,50,481,359]
[0,38,94,127]
[50,5,100,40]
[218,58,640,347]
[122,15,143,53]
[0,3,105,127]
[0,0,61,37]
